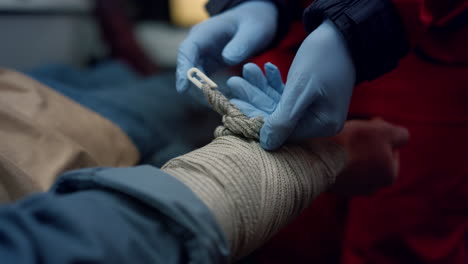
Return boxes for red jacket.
[393,0,468,64]
[254,1,468,264]
[255,0,467,76]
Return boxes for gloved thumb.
[222,22,269,65]
[260,85,322,150]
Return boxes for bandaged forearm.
[162,72,347,259]
[162,135,346,259]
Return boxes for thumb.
[222,22,269,65]
[371,118,410,148]
[389,125,410,148]
[260,76,322,150]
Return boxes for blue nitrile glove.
[228,62,283,120]
[228,20,356,150]
[176,1,278,94]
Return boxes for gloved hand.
[176,1,278,93]
[228,20,356,150]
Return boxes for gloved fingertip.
[222,54,241,66]
[264,62,284,93]
[260,138,277,151]
[227,75,239,83]
[243,62,260,72]
[176,78,188,94]
[264,62,279,71]
[176,64,194,93]
[226,76,244,88]
[260,126,280,151]
[222,46,245,65]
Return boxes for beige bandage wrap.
[162,73,347,259]
[163,136,345,259]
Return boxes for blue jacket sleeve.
[0,166,229,264]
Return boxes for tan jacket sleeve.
[0,69,139,203]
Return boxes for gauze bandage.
[162,69,347,259]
